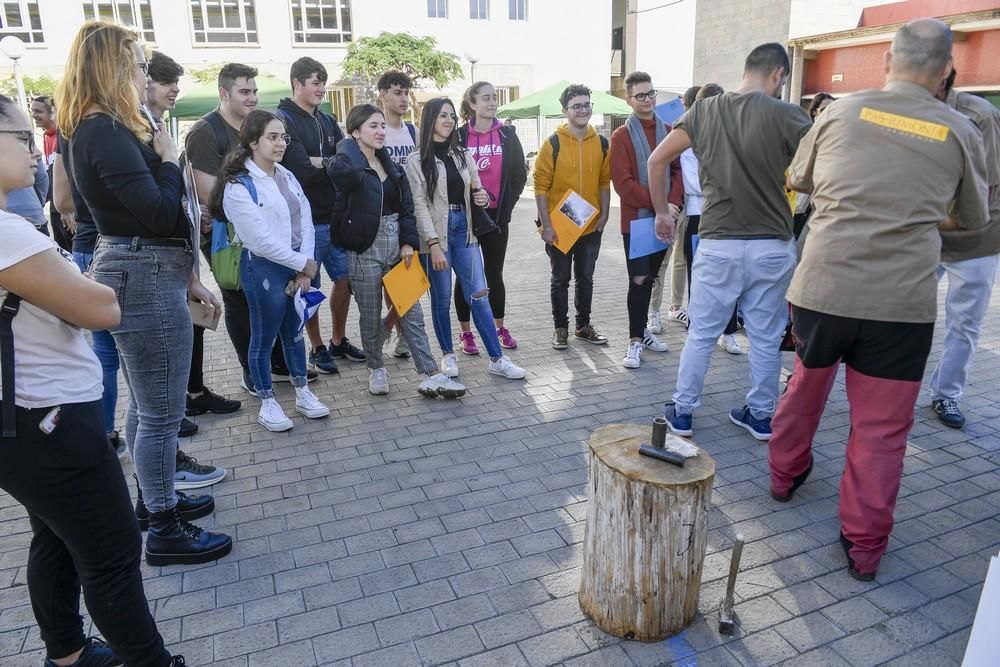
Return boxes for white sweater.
[223,159,315,272]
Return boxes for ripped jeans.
[240,250,308,398]
[421,208,503,359]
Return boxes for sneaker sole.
[310,364,340,375]
[393,351,411,358]
[185,404,241,416]
[668,423,693,437]
[368,387,390,396]
[499,341,518,350]
[258,417,293,432]
[719,345,745,355]
[175,470,227,490]
[461,349,481,356]
[487,368,526,380]
[334,353,367,362]
[729,412,771,441]
[138,499,215,531]
[442,370,460,378]
[552,342,568,350]
[623,360,640,369]
[296,407,330,419]
[575,337,608,345]
[145,538,233,567]
[933,411,965,429]
[645,345,669,353]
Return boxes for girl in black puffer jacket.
[327,104,466,399]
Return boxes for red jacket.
[610,117,683,233]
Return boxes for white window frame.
[81,0,155,42]
[495,85,518,107]
[508,0,525,21]
[469,0,488,20]
[0,0,44,44]
[189,0,258,46]
[289,0,352,46]
[427,0,447,19]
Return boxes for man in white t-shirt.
[378,70,417,168]
[377,70,418,357]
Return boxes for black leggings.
[0,401,171,666]
[683,215,740,336]
[455,214,508,323]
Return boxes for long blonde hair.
[55,21,150,143]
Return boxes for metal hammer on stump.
[718,534,745,635]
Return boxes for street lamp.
[0,36,28,113]
[466,53,479,82]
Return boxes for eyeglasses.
[0,130,36,152]
[264,133,292,144]
[630,90,658,102]
[567,103,592,112]
[136,61,149,75]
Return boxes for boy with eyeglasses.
[610,71,682,368]
[534,84,611,349]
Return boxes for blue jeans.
[91,238,194,513]
[240,250,308,398]
[673,238,796,420]
[311,223,349,287]
[73,251,120,434]
[421,209,502,359]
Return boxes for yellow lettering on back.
[859,107,950,141]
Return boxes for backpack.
[405,122,416,144]
[210,174,257,291]
[548,132,608,171]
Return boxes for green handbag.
[209,175,256,290]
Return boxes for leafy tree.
[189,64,224,85]
[340,32,463,100]
[0,74,59,100]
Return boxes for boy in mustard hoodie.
[534,84,612,349]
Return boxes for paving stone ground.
[2,204,998,666]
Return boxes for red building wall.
[804,30,1000,95]
[860,0,1000,27]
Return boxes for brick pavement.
[1,204,998,666]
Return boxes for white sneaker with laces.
[623,341,643,369]
[666,308,688,325]
[641,329,669,352]
[257,398,293,432]
[368,368,390,395]
[294,386,330,418]
[718,334,744,355]
[441,353,459,378]
[418,373,467,398]
[393,335,410,359]
[487,355,526,379]
[647,311,662,334]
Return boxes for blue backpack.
[210,174,257,290]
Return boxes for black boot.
[145,507,232,566]
[134,475,214,531]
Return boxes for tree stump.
[578,423,716,641]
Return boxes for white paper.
[963,554,1000,666]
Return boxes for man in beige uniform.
[769,18,989,581]
[927,68,1000,429]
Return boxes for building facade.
[0,0,612,117]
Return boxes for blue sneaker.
[729,406,772,441]
[665,404,693,437]
[309,345,340,374]
[44,637,121,667]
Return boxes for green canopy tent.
[497,80,633,147]
[170,75,335,120]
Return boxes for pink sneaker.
[497,327,518,350]
[459,331,480,355]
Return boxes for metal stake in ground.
[718,534,745,635]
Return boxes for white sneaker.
[294,385,330,418]
[623,341,643,369]
[369,368,390,395]
[418,373,467,399]
[718,334,744,355]
[641,329,669,352]
[441,353,459,378]
[258,398,293,432]
[393,335,410,359]
[487,355,526,380]
[666,308,688,325]
[647,311,662,334]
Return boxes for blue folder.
[628,216,670,259]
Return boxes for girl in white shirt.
[210,110,329,432]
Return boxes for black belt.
[98,236,192,251]
[0,293,22,438]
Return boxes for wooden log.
[578,423,716,641]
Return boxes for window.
[190,0,257,44]
[495,85,518,106]
[0,0,43,43]
[289,0,351,44]
[427,0,446,18]
[508,0,525,20]
[328,87,354,121]
[469,0,487,20]
[82,1,155,42]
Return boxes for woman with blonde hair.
[58,21,231,568]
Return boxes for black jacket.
[276,98,343,226]
[456,123,527,226]
[327,137,419,253]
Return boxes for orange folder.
[550,189,599,254]
[382,253,430,317]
